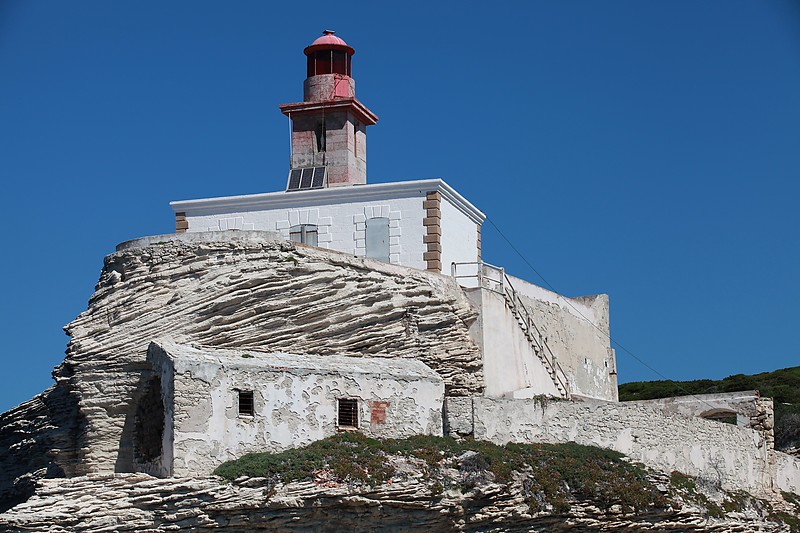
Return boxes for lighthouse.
[278,30,378,190]
[172,31,483,274]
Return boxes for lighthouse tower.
[279,31,378,189]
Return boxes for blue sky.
[1,1,798,412]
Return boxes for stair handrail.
[450,261,571,398]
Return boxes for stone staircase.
[451,262,571,399]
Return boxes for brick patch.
[370,400,389,424]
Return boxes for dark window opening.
[315,121,326,152]
[337,398,358,428]
[289,224,318,246]
[238,390,254,417]
[332,51,347,75]
[134,375,164,464]
[307,50,351,77]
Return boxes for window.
[238,390,254,417]
[315,121,326,152]
[289,224,318,246]
[365,217,390,262]
[337,398,358,428]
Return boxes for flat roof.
[169,178,485,224]
[149,341,443,382]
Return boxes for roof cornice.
[278,97,378,125]
[170,179,485,224]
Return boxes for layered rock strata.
[0,474,794,532]
[0,231,482,507]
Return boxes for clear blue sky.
[1,1,798,412]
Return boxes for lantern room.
[280,30,377,187]
[305,30,354,78]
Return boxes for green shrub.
[214,434,667,513]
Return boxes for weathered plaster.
[506,275,617,401]
[626,391,775,446]
[444,396,800,498]
[147,341,445,476]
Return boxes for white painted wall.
[148,342,444,477]
[183,197,427,269]
[466,289,561,398]
[171,179,485,273]
[440,198,479,272]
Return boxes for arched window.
[289,224,318,247]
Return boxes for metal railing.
[451,261,571,398]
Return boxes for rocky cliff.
[0,231,482,510]
[1,470,796,531]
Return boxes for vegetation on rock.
[216,433,665,514]
[213,433,800,527]
[618,366,800,452]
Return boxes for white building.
[171,179,483,274]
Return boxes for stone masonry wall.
[445,397,789,497]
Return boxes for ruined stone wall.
[446,397,781,497]
[52,231,481,476]
[149,342,444,476]
[627,391,775,448]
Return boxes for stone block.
[425,225,442,236]
[426,191,441,201]
[426,259,442,271]
[423,251,441,261]
[444,397,474,436]
[423,234,441,243]
[422,200,439,209]
[426,242,442,252]
[423,217,441,227]
[425,208,441,218]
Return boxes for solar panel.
[286,166,326,191]
[287,169,302,190]
[300,167,314,188]
[312,166,326,188]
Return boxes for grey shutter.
[365,217,390,262]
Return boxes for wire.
[484,216,725,409]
